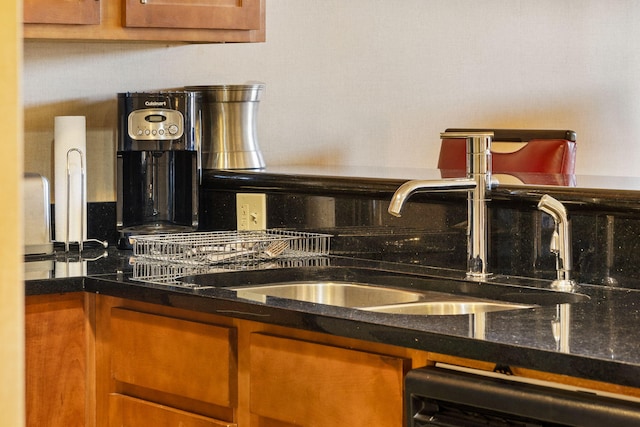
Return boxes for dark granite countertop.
[23,165,640,394]
[25,247,640,391]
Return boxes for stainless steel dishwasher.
[405,364,640,426]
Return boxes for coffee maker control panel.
[127,109,184,141]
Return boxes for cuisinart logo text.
[145,100,167,107]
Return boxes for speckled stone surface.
[24,166,640,392]
[24,250,640,390]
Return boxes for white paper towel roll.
[54,116,87,244]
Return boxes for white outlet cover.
[236,193,267,230]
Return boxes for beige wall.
[2,0,24,425]
[24,0,640,202]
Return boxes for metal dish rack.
[130,230,331,264]
[129,230,332,286]
[130,256,332,288]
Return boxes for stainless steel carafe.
[186,84,265,170]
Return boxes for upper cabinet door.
[24,0,100,25]
[125,0,261,30]
[23,0,265,43]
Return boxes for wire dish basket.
[129,229,332,266]
[130,256,332,288]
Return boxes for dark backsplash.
[199,186,640,289]
[50,202,120,246]
[84,180,640,289]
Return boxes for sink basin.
[230,281,425,307]
[362,301,534,315]
[228,280,536,315]
[183,265,589,316]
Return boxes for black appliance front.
[406,366,640,427]
[116,91,200,247]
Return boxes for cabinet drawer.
[24,0,100,24]
[110,308,237,407]
[125,0,261,30]
[109,393,236,427]
[249,333,409,427]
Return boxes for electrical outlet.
[236,193,267,230]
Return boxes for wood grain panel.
[24,0,265,42]
[24,0,100,24]
[110,307,237,407]
[26,293,87,427]
[124,0,260,30]
[249,333,409,427]
[109,393,236,427]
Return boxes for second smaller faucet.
[538,194,577,291]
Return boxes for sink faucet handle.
[440,131,494,192]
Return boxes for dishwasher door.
[405,365,640,427]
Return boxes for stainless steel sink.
[180,265,590,316]
[228,281,535,314]
[362,301,533,315]
[230,281,425,307]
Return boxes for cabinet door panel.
[110,307,237,407]
[249,333,409,427]
[24,0,100,24]
[25,293,87,427]
[125,0,261,30]
[109,393,236,427]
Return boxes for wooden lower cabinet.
[109,394,235,427]
[110,307,237,408]
[96,295,427,427]
[37,293,640,427]
[25,292,93,427]
[249,333,410,427]
[98,301,238,427]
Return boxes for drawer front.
[109,393,236,427]
[111,307,237,407]
[249,333,408,427]
[124,0,261,30]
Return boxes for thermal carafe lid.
[184,84,264,102]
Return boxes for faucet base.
[466,271,493,281]
[551,279,577,292]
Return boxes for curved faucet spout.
[537,194,567,225]
[538,194,576,291]
[388,178,477,217]
[388,131,493,279]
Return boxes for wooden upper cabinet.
[125,0,261,30]
[24,0,100,25]
[23,0,265,43]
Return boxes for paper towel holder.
[60,148,108,252]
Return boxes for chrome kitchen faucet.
[388,131,494,279]
[389,131,576,286]
[537,194,577,291]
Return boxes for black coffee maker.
[116,91,200,248]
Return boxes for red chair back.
[437,130,577,174]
